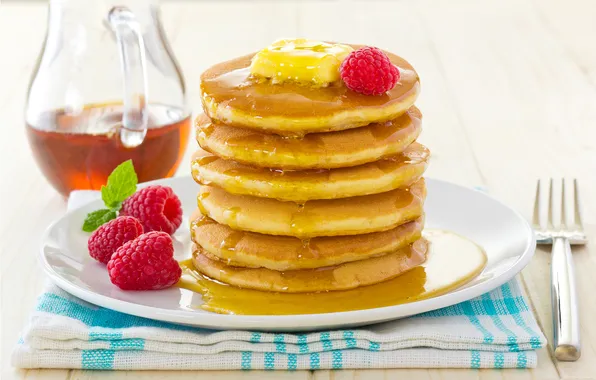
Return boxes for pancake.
[197,179,426,238]
[191,143,429,202]
[192,238,429,293]
[191,213,424,270]
[195,107,422,170]
[200,44,420,135]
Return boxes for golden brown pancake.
[190,213,424,270]
[200,44,420,135]
[192,238,429,293]
[196,179,426,238]
[191,143,429,202]
[195,107,422,170]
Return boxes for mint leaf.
[82,160,139,232]
[101,160,138,210]
[82,209,117,232]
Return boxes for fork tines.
[533,179,586,245]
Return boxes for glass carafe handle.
[107,6,149,148]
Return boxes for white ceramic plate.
[39,177,535,332]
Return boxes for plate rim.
[38,176,536,331]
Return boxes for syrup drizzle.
[198,112,420,158]
[222,206,241,229]
[201,51,419,118]
[189,216,423,270]
[196,183,423,238]
[193,143,429,184]
[177,230,488,315]
[197,191,211,216]
[220,230,245,253]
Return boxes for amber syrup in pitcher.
[26,103,191,197]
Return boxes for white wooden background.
[2,0,596,379]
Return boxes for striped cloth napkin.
[12,190,546,370]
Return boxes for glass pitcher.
[25,0,191,197]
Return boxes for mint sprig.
[101,160,138,210]
[82,209,118,232]
[82,160,138,232]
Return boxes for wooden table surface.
[2,0,596,379]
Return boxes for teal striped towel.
[11,190,546,370]
[12,279,545,370]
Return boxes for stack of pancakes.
[190,45,430,293]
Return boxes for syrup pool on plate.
[177,229,487,315]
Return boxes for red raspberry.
[87,216,143,264]
[340,47,400,95]
[107,231,181,290]
[120,185,183,235]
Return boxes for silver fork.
[533,179,586,361]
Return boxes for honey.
[27,103,190,196]
[197,155,219,166]
[197,122,215,141]
[194,106,423,170]
[196,182,424,238]
[298,239,320,259]
[201,60,418,118]
[220,230,244,253]
[289,202,306,235]
[177,230,487,315]
[191,144,429,204]
[190,215,424,271]
[222,206,241,229]
[190,216,216,243]
[197,191,211,215]
[197,151,424,184]
[192,238,428,293]
[198,111,419,160]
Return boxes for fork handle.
[551,236,581,361]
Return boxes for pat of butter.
[250,39,354,86]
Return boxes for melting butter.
[249,39,353,85]
[177,229,487,315]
